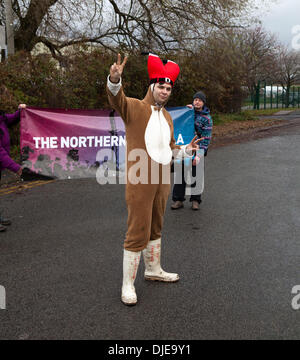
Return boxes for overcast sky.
[257,0,300,48]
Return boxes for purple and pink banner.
[20,106,194,179]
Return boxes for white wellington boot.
[121,249,141,306]
[143,238,179,282]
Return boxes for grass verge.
[213,107,299,125]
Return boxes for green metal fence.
[243,81,300,110]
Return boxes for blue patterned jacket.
[194,106,213,155]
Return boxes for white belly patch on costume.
[144,106,172,165]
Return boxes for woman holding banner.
[0,104,26,232]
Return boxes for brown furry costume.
[107,82,188,252]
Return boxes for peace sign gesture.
[186,135,204,154]
[110,53,128,84]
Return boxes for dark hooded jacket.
[194,105,213,153]
[0,110,21,173]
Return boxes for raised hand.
[110,53,128,83]
[186,135,204,154]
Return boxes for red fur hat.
[147,53,180,87]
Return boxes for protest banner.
[20,106,195,179]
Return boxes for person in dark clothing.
[0,104,26,232]
[171,91,213,210]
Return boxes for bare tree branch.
[11,0,271,57]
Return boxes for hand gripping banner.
[20,106,196,179]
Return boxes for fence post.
[270,84,273,109]
[264,81,266,110]
[293,86,295,108]
[277,85,279,109]
[254,81,260,110]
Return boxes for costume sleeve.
[4,110,21,127]
[0,142,21,173]
[106,76,131,124]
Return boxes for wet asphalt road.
[0,123,300,340]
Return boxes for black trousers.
[0,171,2,215]
[172,162,202,203]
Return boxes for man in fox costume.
[107,53,201,305]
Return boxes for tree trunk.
[14,0,58,52]
[5,0,15,54]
